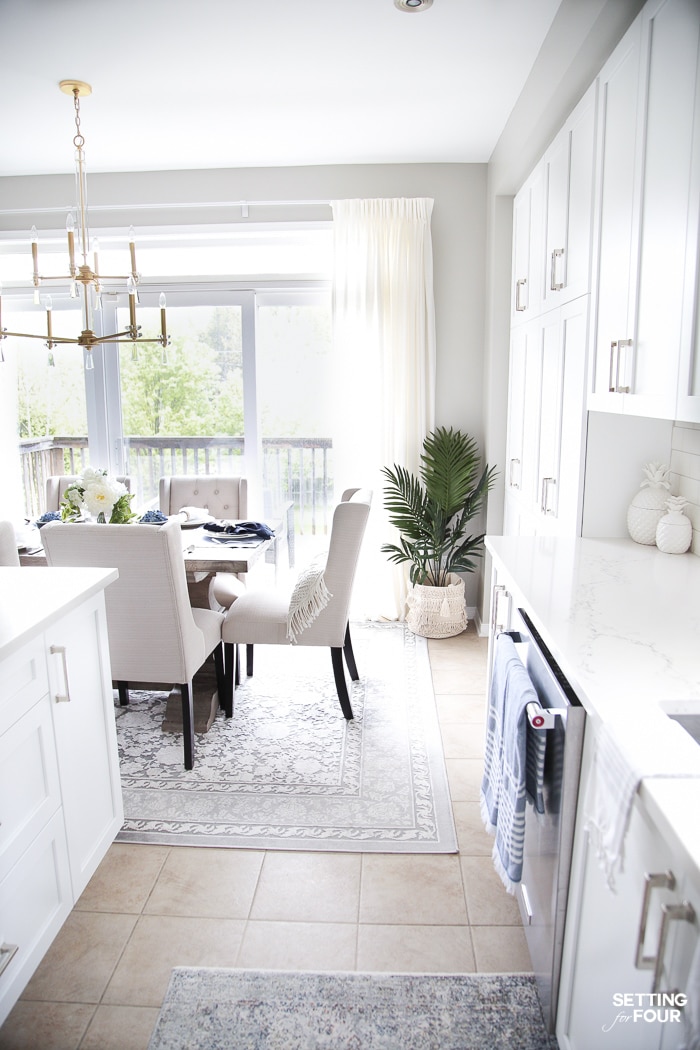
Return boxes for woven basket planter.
[406,573,468,638]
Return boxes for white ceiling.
[0,0,562,178]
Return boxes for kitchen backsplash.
[671,421,700,556]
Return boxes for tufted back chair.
[0,520,20,566]
[159,475,248,520]
[41,519,225,770]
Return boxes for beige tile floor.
[0,626,531,1050]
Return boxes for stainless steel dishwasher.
[503,606,587,1033]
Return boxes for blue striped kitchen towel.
[480,632,542,892]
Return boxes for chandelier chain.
[72,90,85,149]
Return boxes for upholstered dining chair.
[221,488,372,721]
[45,474,132,512]
[159,474,247,520]
[159,474,249,610]
[0,520,20,566]
[41,519,225,770]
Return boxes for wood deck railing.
[19,436,333,535]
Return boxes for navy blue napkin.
[203,520,274,539]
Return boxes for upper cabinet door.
[542,83,597,313]
[589,0,700,419]
[589,15,644,411]
[511,164,544,325]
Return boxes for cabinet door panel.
[537,312,564,520]
[0,811,72,1028]
[633,0,700,416]
[511,166,544,324]
[543,84,597,313]
[48,594,122,899]
[0,695,62,881]
[590,17,643,404]
[562,795,672,1049]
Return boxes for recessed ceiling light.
[394,0,433,11]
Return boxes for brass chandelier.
[0,80,169,369]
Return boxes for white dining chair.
[0,521,20,566]
[159,474,250,609]
[221,488,372,720]
[41,519,226,770]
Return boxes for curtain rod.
[0,199,334,218]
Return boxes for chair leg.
[235,644,240,687]
[213,643,226,713]
[117,681,129,706]
[180,681,195,770]
[331,647,354,720]
[342,623,359,681]
[223,642,235,718]
[246,644,254,677]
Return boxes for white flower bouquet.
[60,467,136,524]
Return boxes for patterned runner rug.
[148,969,558,1049]
[116,622,457,852]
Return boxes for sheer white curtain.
[330,198,436,620]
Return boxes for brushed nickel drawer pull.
[653,900,696,993]
[0,943,18,978]
[550,248,564,291]
[635,871,675,969]
[49,644,71,703]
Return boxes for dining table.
[18,519,278,607]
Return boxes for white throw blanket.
[584,712,700,890]
[286,557,332,642]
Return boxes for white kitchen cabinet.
[511,163,544,324]
[0,574,122,1027]
[542,83,597,313]
[557,731,699,1050]
[589,0,700,421]
[503,296,589,538]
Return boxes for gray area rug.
[148,969,558,1050]
[116,622,457,852]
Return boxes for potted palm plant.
[381,426,497,637]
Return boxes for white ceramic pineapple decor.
[656,496,692,554]
[626,462,671,545]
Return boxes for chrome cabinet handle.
[520,883,534,926]
[608,339,633,393]
[550,248,564,291]
[608,341,617,392]
[652,900,697,993]
[509,457,521,489]
[0,943,18,978]
[635,871,675,969]
[515,278,527,312]
[541,477,556,515]
[49,644,71,703]
[491,584,511,635]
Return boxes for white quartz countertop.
[485,535,700,874]
[0,566,118,659]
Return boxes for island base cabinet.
[0,812,72,1027]
[557,733,699,1049]
[0,579,123,1027]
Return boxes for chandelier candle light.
[0,80,170,370]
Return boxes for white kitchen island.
[485,536,700,1050]
[0,566,123,1026]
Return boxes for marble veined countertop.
[0,566,118,660]
[485,535,700,874]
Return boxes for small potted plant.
[381,426,496,637]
